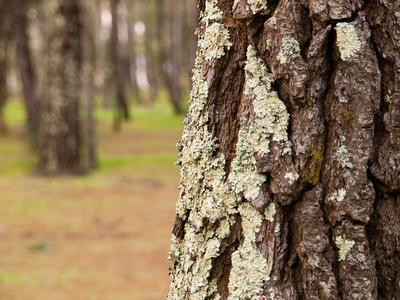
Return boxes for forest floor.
[0,99,184,299]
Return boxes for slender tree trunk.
[169,0,400,299]
[186,0,198,78]
[94,0,109,109]
[82,0,97,170]
[0,1,9,135]
[0,40,7,135]
[168,0,183,113]
[12,0,39,139]
[126,0,141,103]
[110,0,129,132]
[37,0,83,175]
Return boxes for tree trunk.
[126,0,141,103]
[0,43,7,136]
[110,0,129,132]
[81,0,97,170]
[37,0,83,175]
[0,1,9,135]
[12,0,39,139]
[169,0,400,299]
[168,0,183,114]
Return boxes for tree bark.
[169,0,400,299]
[12,0,39,139]
[37,0,83,175]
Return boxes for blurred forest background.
[0,0,196,298]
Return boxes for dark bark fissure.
[208,214,243,300]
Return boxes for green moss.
[300,143,324,185]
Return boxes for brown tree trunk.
[81,0,97,171]
[0,43,7,136]
[37,0,83,175]
[169,0,400,299]
[12,0,39,139]
[168,0,183,114]
[126,0,141,103]
[0,1,9,135]
[110,0,129,132]
[94,0,109,109]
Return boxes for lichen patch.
[277,37,301,64]
[334,145,354,169]
[201,22,232,61]
[244,45,290,155]
[228,203,269,299]
[329,188,347,202]
[335,22,361,61]
[284,172,299,185]
[335,235,355,261]
[247,0,270,14]
[229,128,267,201]
[202,0,223,24]
[264,203,276,221]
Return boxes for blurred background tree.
[1,0,198,175]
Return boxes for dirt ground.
[0,113,183,299]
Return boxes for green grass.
[3,96,26,126]
[1,94,184,176]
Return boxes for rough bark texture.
[169,0,400,299]
[37,0,83,175]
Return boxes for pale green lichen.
[244,45,290,155]
[334,145,354,169]
[335,22,361,61]
[201,22,232,61]
[202,0,223,24]
[264,203,276,221]
[275,222,280,233]
[168,2,237,296]
[247,0,269,14]
[329,188,347,202]
[385,89,392,103]
[266,16,277,29]
[284,172,299,185]
[335,235,355,261]
[228,203,269,299]
[277,36,301,64]
[198,0,232,61]
[229,128,267,201]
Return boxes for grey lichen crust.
[229,127,267,201]
[169,1,236,299]
[247,0,269,14]
[228,203,269,300]
[335,22,361,61]
[200,0,232,61]
[277,37,301,64]
[335,235,355,261]
[334,145,354,169]
[329,188,347,202]
[244,45,290,155]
